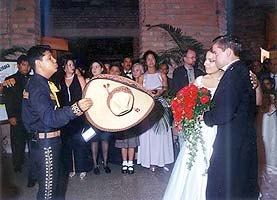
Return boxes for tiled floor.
[1,154,171,200]
[1,153,276,200]
[259,170,277,200]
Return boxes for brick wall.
[50,0,140,59]
[51,0,227,57]
[139,0,227,54]
[51,1,139,38]
[266,11,277,50]
[232,1,267,60]
[0,0,41,50]
[1,0,272,62]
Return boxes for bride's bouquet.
[171,84,213,170]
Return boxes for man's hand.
[77,98,93,112]
[9,117,17,126]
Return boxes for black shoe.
[104,166,111,174]
[93,166,100,175]
[121,165,128,174]
[27,179,36,188]
[127,166,134,174]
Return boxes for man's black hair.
[17,54,28,65]
[212,34,242,56]
[27,45,52,69]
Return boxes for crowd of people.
[250,58,277,180]
[2,35,276,199]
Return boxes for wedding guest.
[172,48,204,95]
[260,77,277,175]
[86,60,111,175]
[113,62,143,174]
[251,60,262,77]
[109,61,141,173]
[85,60,107,82]
[159,62,174,96]
[3,55,37,187]
[106,62,124,165]
[121,55,133,79]
[259,58,272,81]
[114,126,140,174]
[109,62,123,76]
[59,57,92,180]
[104,62,111,74]
[137,50,174,172]
[3,55,31,173]
[131,62,144,81]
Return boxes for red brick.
[0,0,40,50]
[139,0,227,53]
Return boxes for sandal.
[127,166,134,174]
[79,172,86,180]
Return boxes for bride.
[163,50,222,200]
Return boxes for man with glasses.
[172,48,204,95]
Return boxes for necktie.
[272,74,277,91]
[188,68,195,84]
[48,81,60,108]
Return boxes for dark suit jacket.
[171,65,204,95]
[3,71,30,121]
[204,60,259,199]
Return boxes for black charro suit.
[172,65,204,95]
[204,60,259,199]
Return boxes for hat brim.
[83,74,155,132]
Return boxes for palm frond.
[157,48,183,66]
[151,101,173,134]
[0,46,27,60]
[147,24,204,55]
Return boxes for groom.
[203,35,259,199]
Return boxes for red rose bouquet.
[171,84,213,170]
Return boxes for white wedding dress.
[163,76,218,200]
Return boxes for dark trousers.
[30,136,62,200]
[10,123,28,170]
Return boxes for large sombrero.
[83,74,155,132]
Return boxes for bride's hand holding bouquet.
[171,84,213,170]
